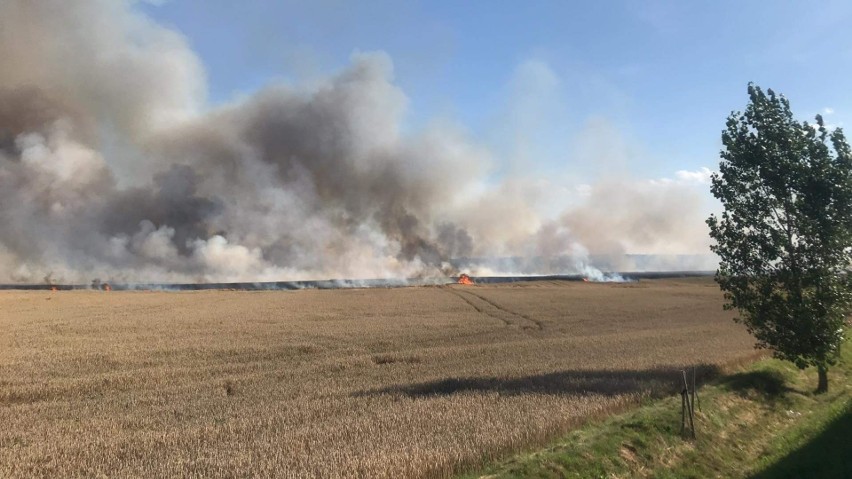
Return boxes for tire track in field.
[444,287,543,330]
[463,290,545,330]
[443,287,512,326]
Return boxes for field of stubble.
[0,278,756,478]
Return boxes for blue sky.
[139,0,851,182]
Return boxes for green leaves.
[709,84,852,388]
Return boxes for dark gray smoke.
[0,0,713,283]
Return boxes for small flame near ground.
[457,274,475,285]
[91,279,112,291]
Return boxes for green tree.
[707,84,852,393]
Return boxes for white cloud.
[674,167,713,185]
[648,167,714,187]
[824,107,835,115]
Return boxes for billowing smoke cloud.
[0,0,713,283]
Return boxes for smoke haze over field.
[0,0,715,283]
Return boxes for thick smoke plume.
[0,1,712,283]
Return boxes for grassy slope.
[461,339,852,479]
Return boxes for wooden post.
[681,370,696,438]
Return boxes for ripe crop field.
[0,278,756,478]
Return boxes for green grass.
[750,398,852,479]
[460,339,852,479]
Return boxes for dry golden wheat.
[0,278,755,478]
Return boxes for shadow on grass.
[718,369,791,399]
[750,403,852,479]
[356,365,722,398]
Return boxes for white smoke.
[0,0,714,284]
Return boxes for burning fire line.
[457,274,475,285]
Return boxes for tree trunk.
[817,365,828,394]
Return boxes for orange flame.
[50,286,58,292]
[457,274,475,285]
[103,283,112,292]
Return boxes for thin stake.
[682,370,696,438]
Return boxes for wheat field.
[0,278,756,478]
